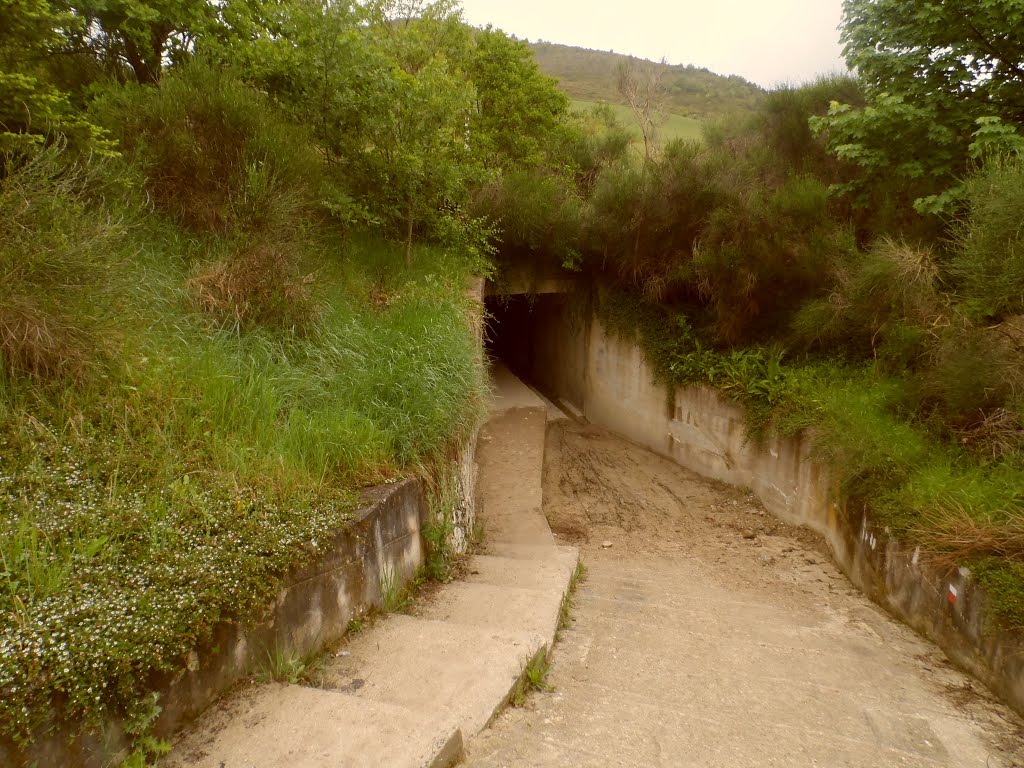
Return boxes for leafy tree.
[467,27,569,170]
[0,0,111,156]
[815,0,1024,212]
[360,0,480,263]
[223,0,480,256]
[363,56,478,264]
[363,0,470,71]
[842,0,1024,121]
[67,0,216,84]
[231,0,384,164]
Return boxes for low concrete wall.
[527,305,1024,717]
[3,479,431,768]
[447,276,485,556]
[451,430,479,554]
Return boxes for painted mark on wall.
[861,526,878,551]
[948,585,959,605]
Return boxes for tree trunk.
[122,38,158,85]
[405,200,414,268]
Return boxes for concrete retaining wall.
[524,299,1024,717]
[3,479,432,768]
[451,429,479,554]
[447,276,485,556]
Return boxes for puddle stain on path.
[466,420,1024,768]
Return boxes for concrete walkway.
[167,366,577,768]
[466,420,1024,768]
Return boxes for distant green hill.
[570,99,704,143]
[529,41,764,120]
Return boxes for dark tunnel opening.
[483,291,586,414]
[484,294,541,379]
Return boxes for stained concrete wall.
[452,432,479,554]
[450,277,485,555]
[525,302,1024,717]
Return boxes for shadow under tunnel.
[484,292,588,414]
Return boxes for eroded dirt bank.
[466,420,1024,767]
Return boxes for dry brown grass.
[189,243,318,332]
[0,297,90,380]
[952,408,1024,459]
[915,503,1024,568]
[0,152,123,382]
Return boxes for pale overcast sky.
[458,0,849,89]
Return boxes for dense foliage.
[815,0,1024,212]
[0,0,576,758]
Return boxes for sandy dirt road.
[465,420,1024,767]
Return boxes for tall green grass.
[0,152,486,742]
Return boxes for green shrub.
[916,326,1020,427]
[0,0,113,161]
[754,74,863,177]
[0,150,125,381]
[951,158,1024,321]
[90,61,321,234]
[558,105,633,196]
[472,169,584,271]
[790,237,944,364]
[585,140,723,301]
[693,172,850,342]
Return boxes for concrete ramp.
[465,419,1024,768]
[489,361,569,422]
[168,366,577,768]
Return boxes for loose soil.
[466,420,1024,767]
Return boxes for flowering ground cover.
[0,153,485,751]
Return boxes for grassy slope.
[530,41,764,118]
[0,158,486,744]
[570,99,703,143]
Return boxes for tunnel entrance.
[485,294,540,379]
[483,290,587,415]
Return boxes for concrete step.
[167,364,574,768]
[481,542,566,561]
[318,615,543,736]
[479,506,557,547]
[416,581,566,642]
[165,683,463,768]
[463,549,579,591]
